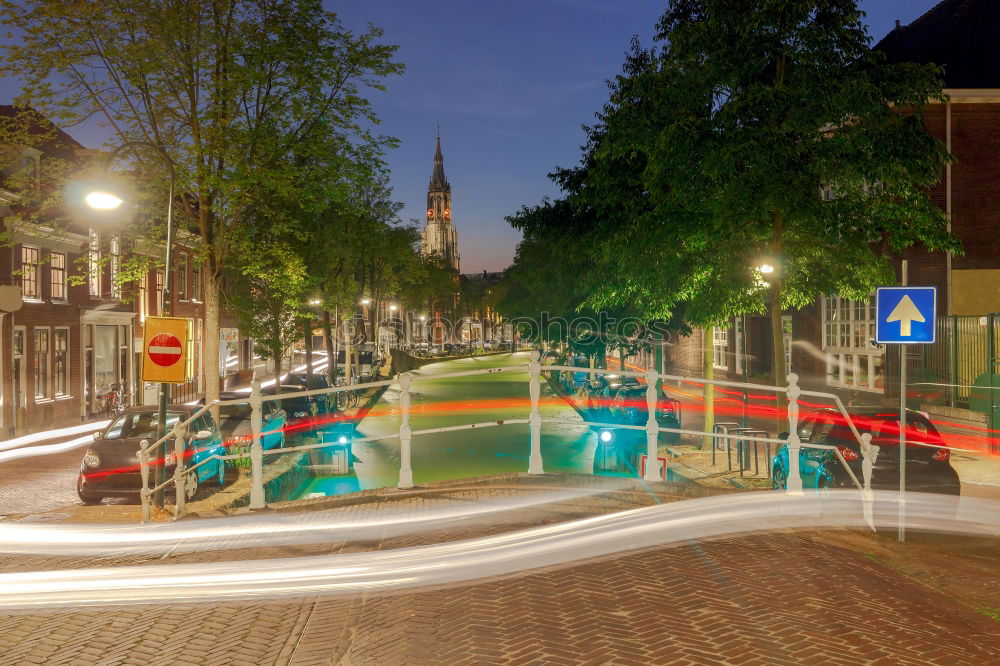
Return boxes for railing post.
[249,381,265,509]
[785,373,804,494]
[398,372,414,489]
[173,423,188,518]
[643,368,661,481]
[528,350,544,474]
[138,439,150,524]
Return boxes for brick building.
[0,107,254,436]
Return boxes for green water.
[292,352,615,498]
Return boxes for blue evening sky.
[0,1,942,272]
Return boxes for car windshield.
[104,411,185,440]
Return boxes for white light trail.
[0,490,995,609]
[0,434,96,464]
[0,421,109,453]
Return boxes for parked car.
[77,404,227,505]
[216,391,287,452]
[771,407,960,495]
[285,372,334,414]
[263,384,321,431]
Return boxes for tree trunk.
[304,318,314,379]
[203,272,222,417]
[769,277,786,434]
[703,329,715,450]
[323,310,335,384]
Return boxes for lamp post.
[87,141,175,509]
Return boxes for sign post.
[875,263,936,543]
[141,317,190,508]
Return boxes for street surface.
[1,482,998,665]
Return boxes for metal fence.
[883,313,999,410]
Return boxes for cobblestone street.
[2,481,998,665]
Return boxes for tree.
[581,0,957,393]
[0,0,403,407]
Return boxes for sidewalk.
[1,475,997,665]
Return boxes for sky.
[0,0,943,273]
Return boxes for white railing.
[135,352,881,523]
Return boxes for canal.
[292,352,642,498]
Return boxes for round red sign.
[148,333,183,367]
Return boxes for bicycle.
[335,389,360,410]
[101,382,130,418]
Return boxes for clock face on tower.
[427,209,434,219]
[444,208,451,219]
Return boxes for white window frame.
[50,251,67,301]
[712,327,729,370]
[33,326,51,400]
[54,327,70,397]
[821,294,884,393]
[109,234,121,298]
[20,245,40,300]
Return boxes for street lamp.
[86,141,176,509]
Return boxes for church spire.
[430,128,448,188]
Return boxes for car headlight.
[83,448,100,468]
[338,436,348,444]
[599,430,613,443]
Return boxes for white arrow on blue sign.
[875,287,936,344]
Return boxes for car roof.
[810,406,928,418]
[123,404,197,414]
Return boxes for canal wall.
[390,348,524,374]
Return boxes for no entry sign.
[148,333,183,367]
[142,317,190,383]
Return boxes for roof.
[875,0,1000,89]
[429,133,449,190]
[0,105,87,158]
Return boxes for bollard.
[172,423,188,518]
[398,372,414,488]
[643,368,661,481]
[528,351,544,474]
[249,381,265,509]
[139,439,150,524]
[785,374,804,494]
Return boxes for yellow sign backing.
[141,317,190,383]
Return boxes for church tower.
[421,132,460,272]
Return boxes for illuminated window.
[50,252,66,300]
[33,328,49,398]
[20,246,39,299]
[54,328,69,396]
[821,294,884,392]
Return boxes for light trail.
[0,486,614,557]
[0,420,109,453]
[0,434,95,464]
[0,490,994,610]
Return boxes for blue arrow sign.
[875,287,936,344]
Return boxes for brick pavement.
[1,481,998,665]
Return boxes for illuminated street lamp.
[86,141,176,508]
[758,264,775,274]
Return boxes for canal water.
[291,352,652,499]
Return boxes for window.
[89,228,101,297]
[712,327,728,370]
[821,294,884,392]
[109,235,121,298]
[177,253,188,300]
[20,246,39,299]
[50,252,66,300]
[54,329,69,396]
[154,271,164,315]
[33,328,49,399]
[192,260,201,301]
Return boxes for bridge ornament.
[643,369,661,482]
[784,374,804,494]
[398,372,414,488]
